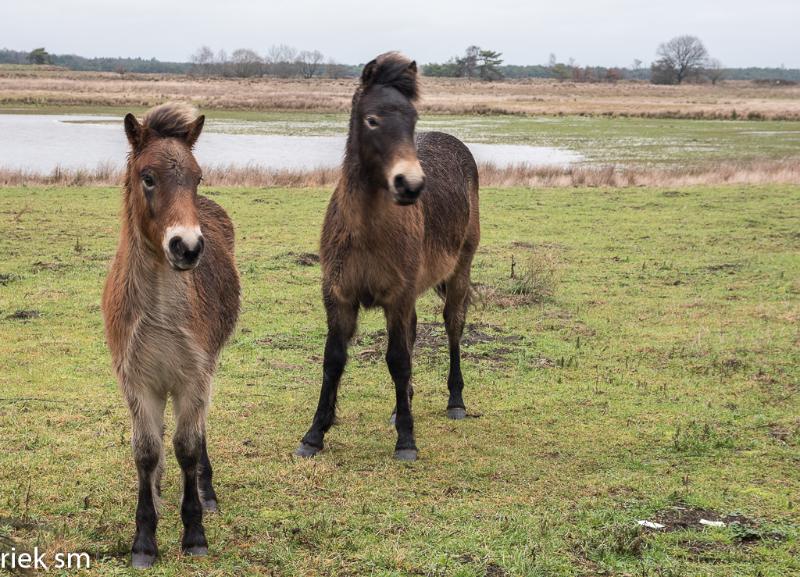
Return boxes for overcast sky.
[3,0,798,68]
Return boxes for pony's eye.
[365,116,379,128]
[142,174,155,189]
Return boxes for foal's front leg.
[296,297,358,457]
[173,392,209,556]
[386,302,417,461]
[197,434,219,513]
[128,391,166,569]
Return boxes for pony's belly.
[417,252,459,295]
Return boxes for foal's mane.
[142,102,200,141]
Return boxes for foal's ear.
[361,58,378,86]
[408,60,417,75]
[124,113,144,149]
[185,115,205,148]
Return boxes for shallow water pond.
[0,114,583,172]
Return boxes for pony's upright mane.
[361,51,419,101]
[142,102,200,140]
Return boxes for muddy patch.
[293,252,320,266]
[6,309,40,321]
[354,322,532,365]
[277,251,320,266]
[31,260,65,272]
[648,505,785,544]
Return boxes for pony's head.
[350,52,425,205]
[123,103,206,270]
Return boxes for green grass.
[4,104,800,165]
[0,184,798,576]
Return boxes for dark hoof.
[183,546,208,557]
[447,407,467,420]
[294,442,321,458]
[202,499,218,513]
[131,552,156,569]
[394,449,418,461]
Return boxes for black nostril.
[169,236,185,257]
[394,174,408,194]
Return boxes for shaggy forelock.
[362,52,419,101]
[142,102,199,140]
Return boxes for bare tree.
[456,45,481,79]
[230,48,263,77]
[706,58,725,85]
[325,58,348,79]
[297,50,325,79]
[190,46,215,75]
[654,35,709,84]
[267,44,299,77]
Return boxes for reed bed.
[3,159,798,189]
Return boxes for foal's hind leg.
[296,297,359,457]
[127,391,166,569]
[443,267,472,420]
[172,388,210,556]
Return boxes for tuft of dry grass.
[4,159,799,189]
[508,247,562,303]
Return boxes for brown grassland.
[2,67,800,119]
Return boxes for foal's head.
[123,103,206,270]
[350,52,425,205]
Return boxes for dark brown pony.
[296,52,480,461]
[102,103,240,568]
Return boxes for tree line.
[188,45,357,79]
[3,41,800,84]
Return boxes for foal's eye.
[365,116,379,129]
[142,174,156,189]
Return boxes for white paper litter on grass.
[699,519,726,527]
[637,520,665,529]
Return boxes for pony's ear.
[361,58,378,86]
[408,60,417,75]
[124,113,144,150]
[185,115,205,148]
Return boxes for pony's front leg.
[127,390,166,569]
[296,296,358,457]
[172,391,209,556]
[386,301,417,461]
[197,435,218,513]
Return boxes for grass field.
[0,184,798,576]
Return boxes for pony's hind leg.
[127,390,166,569]
[296,297,358,457]
[172,389,210,556]
[197,434,218,513]
[443,267,472,420]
